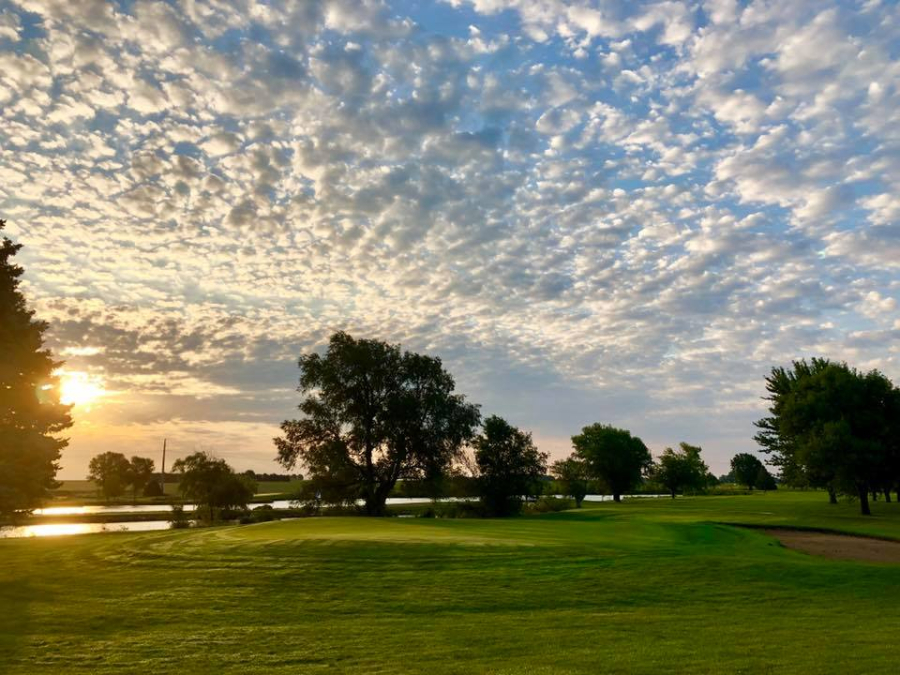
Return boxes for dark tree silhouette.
[754,358,898,514]
[87,451,132,501]
[128,456,156,501]
[572,424,651,502]
[474,415,548,516]
[275,332,481,516]
[755,465,777,492]
[0,220,72,519]
[550,454,589,507]
[730,453,765,491]
[652,442,709,499]
[172,451,255,521]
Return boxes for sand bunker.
[765,528,900,563]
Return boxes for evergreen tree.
[755,359,898,514]
[0,220,72,519]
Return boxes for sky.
[1,0,898,478]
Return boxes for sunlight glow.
[58,371,106,407]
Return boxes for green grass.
[2,491,899,674]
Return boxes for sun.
[58,371,106,407]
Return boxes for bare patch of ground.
[765,528,900,563]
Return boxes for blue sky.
[1,0,898,476]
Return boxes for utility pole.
[161,438,167,491]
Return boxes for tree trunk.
[613,493,621,503]
[858,485,871,516]
[827,487,837,504]
[366,474,399,517]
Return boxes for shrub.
[418,501,485,519]
[168,505,190,529]
[238,504,281,524]
[525,496,574,514]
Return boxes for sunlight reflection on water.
[0,520,171,539]
[3,495,666,539]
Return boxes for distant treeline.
[274,332,747,517]
[241,471,304,482]
[152,470,303,484]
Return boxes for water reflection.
[33,497,454,517]
[34,504,198,516]
[3,494,667,539]
[0,520,171,539]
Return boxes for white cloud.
[2,0,899,477]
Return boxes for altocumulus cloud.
[0,0,898,474]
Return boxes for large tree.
[474,415,548,516]
[0,220,72,519]
[128,456,156,501]
[730,453,765,491]
[754,359,837,499]
[653,442,709,499]
[754,359,898,514]
[572,424,651,502]
[172,451,256,521]
[550,454,589,507]
[275,332,481,516]
[88,451,132,502]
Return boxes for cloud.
[1,0,898,476]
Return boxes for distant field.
[53,480,181,500]
[251,480,305,496]
[2,491,899,674]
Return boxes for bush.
[238,504,281,524]
[416,501,485,519]
[525,496,574,514]
[168,505,191,529]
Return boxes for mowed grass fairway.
[2,492,899,674]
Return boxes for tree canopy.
[0,219,72,519]
[172,451,256,520]
[474,415,548,516]
[275,332,481,516]
[652,442,709,499]
[550,454,589,507]
[754,358,900,514]
[87,452,133,501]
[128,456,156,500]
[730,453,765,491]
[572,424,651,502]
[87,452,157,502]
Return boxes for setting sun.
[58,371,105,408]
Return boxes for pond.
[31,497,449,517]
[0,520,172,538]
[1,495,666,539]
